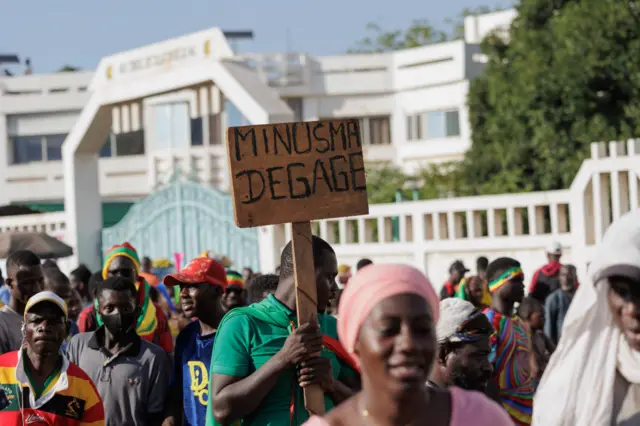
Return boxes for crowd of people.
[0,209,638,425]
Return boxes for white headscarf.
[532,209,640,425]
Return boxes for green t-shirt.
[205,294,358,426]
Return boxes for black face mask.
[102,312,137,338]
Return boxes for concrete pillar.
[447,212,455,240]
[487,208,496,237]
[65,153,103,271]
[466,211,474,239]
[121,104,131,133]
[64,104,111,271]
[0,114,8,205]
[630,171,639,211]
[130,103,141,131]
[550,204,559,235]
[258,225,284,273]
[200,86,212,185]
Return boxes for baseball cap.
[449,260,470,274]
[163,257,227,290]
[436,298,492,344]
[546,242,562,255]
[24,291,68,321]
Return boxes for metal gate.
[101,179,259,271]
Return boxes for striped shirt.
[0,350,105,426]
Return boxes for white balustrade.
[3,140,640,286]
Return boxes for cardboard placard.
[226,119,370,416]
[226,119,369,228]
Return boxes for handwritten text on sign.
[227,119,369,228]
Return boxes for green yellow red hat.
[102,242,140,279]
[226,270,245,289]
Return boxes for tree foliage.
[348,6,504,53]
[366,163,469,203]
[58,65,80,72]
[463,0,640,194]
[356,1,640,201]
[365,165,408,204]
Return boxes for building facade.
[0,10,515,269]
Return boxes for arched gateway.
[102,175,259,271]
[62,28,294,270]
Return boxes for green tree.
[365,163,471,203]
[446,6,505,40]
[348,5,505,53]
[58,65,80,72]
[365,165,409,203]
[415,162,470,199]
[348,21,446,53]
[464,0,640,194]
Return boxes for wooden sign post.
[226,119,369,416]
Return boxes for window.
[45,134,65,161]
[407,109,460,141]
[115,130,145,156]
[369,116,391,145]
[12,136,43,164]
[284,98,304,121]
[319,115,390,146]
[11,134,68,164]
[153,102,190,151]
[99,129,144,157]
[445,110,460,137]
[100,132,114,158]
[191,117,203,146]
[426,111,446,139]
[406,114,422,141]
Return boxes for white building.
[0,10,516,271]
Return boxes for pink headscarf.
[337,264,440,363]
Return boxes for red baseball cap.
[163,257,227,290]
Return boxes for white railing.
[232,53,311,87]
[3,139,640,285]
[259,139,640,284]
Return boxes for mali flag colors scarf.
[98,243,158,340]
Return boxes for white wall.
[0,12,517,207]
[256,140,640,290]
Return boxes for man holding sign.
[207,119,367,425]
[207,238,359,425]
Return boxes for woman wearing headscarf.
[532,209,640,426]
[304,264,511,426]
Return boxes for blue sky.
[2,0,513,74]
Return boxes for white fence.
[2,140,640,287]
[259,139,640,287]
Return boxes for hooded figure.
[532,209,640,425]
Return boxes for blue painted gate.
[101,180,259,271]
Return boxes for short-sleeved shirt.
[171,320,215,426]
[207,294,358,426]
[67,327,170,426]
[0,306,24,355]
[0,350,105,426]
